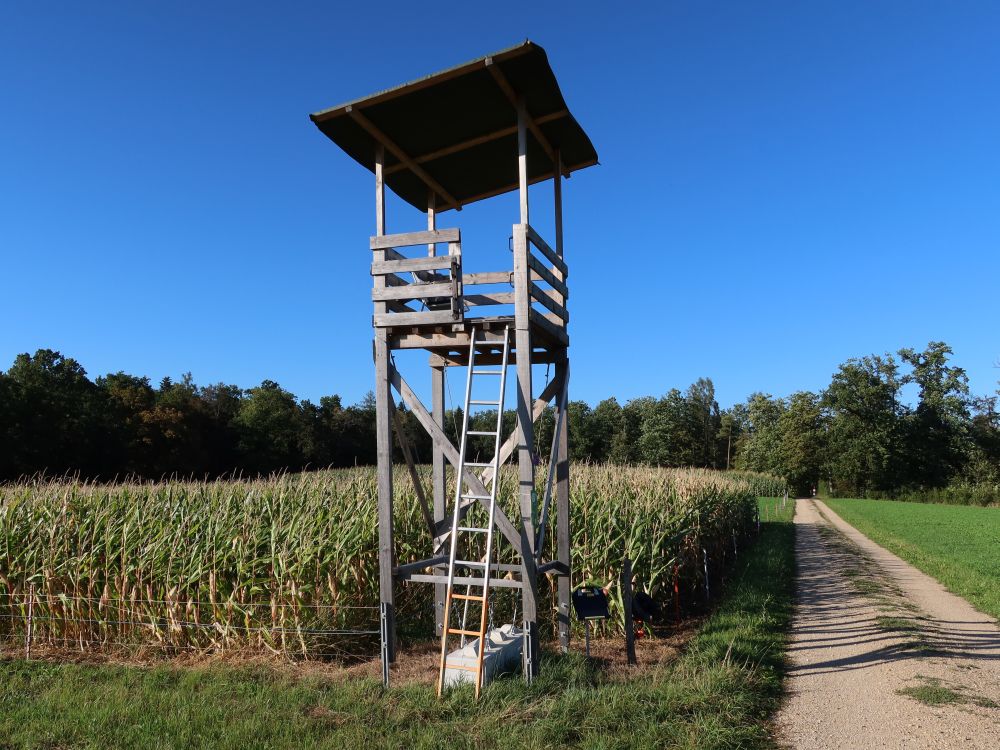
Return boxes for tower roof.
[309,41,598,212]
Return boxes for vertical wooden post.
[555,360,571,653]
[622,558,637,666]
[514,98,538,680]
[517,96,529,225]
[373,144,396,665]
[25,582,35,660]
[431,363,447,637]
[427,191,437,257]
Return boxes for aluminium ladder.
[436,326,511,699]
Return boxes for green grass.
[824,499,1000,621]
[0,501,795,749]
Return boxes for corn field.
[0,466,784,657]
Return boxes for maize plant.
[0,466,784,656]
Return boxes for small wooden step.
[451,593,486,602]
[448,628,483,637]
[446,663,481,673]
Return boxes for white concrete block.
[443,624,523,688]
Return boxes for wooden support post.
[431,363,447,637]
[517,96,529,225]
[373,144,396,663]
[622,558,637,666]
[555,358,571,653]
[427,192,437,257]
[513,220,538,680]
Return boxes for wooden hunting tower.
[310,41,597,687]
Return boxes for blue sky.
[2,1,998,408]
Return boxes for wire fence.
[0,587,381,662]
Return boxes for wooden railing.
[370,229,463,327]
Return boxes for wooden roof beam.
[346,105,461,211]
[384,110,568,177]
[485,58,566,176]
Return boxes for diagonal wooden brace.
[387,362,523,556]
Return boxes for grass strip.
[0,500,795,750]
[824,499,1000,622]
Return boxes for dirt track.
[777,499,1000,749]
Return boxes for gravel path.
[776,498,1000,749]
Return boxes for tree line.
[1,343,998,502]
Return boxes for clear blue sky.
[2,1,998,409]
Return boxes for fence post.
[621,558,636,666]
[379,601,390,689]
[702,549,710,602]
[25,583,35,660]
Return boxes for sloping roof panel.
[309,41,598,212]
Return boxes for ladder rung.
[448,628,483,637]
[458,526,489,533]
[445,663,481,672]
[472,370,503,375]
[467,430,497,436]
[465,462,494,468]
[461,493,492,501]
[451,593,486,602]
[454,560,486,568]
[468,399,500,406]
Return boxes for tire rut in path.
[776,499,1000,749]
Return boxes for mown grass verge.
[824,499,1000,622]
[0,500,794,750]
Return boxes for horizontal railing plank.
[372,256,455,275]
[525,224,568,277]
[373,310,459,327]
[373,281,454,302]
[529,282,568,322]
[463,271,513,286]
[465,292,515,307]
[526,254,569,298]
[529,308,569,345]
[370,228,460,250]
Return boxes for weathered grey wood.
[371,256,455,275]
[554,150,564,261]
[370,228,460,250]
[427,193,437,256]
[517,97,529,224]
[528,282,569,322]
[390,401,436,537]
[348,106,459,209]
[387,363,524,555]
[393,555,448,577]
[385,272,409,287]
[555,357,571,653]
[464,292,516,307]
[536,560,569,576]
[431,364,447,636]
[481,373,562,485]
[529,308,569,346]
[525,225,568,277]
[373,282,453,302]
[512,212,539,680]
[373,145,396,663]
[384,109,569,176]
[525,254,569,298]
[373,310,459,328]
[463,271,514,286]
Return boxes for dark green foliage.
[735,341,1000,504]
